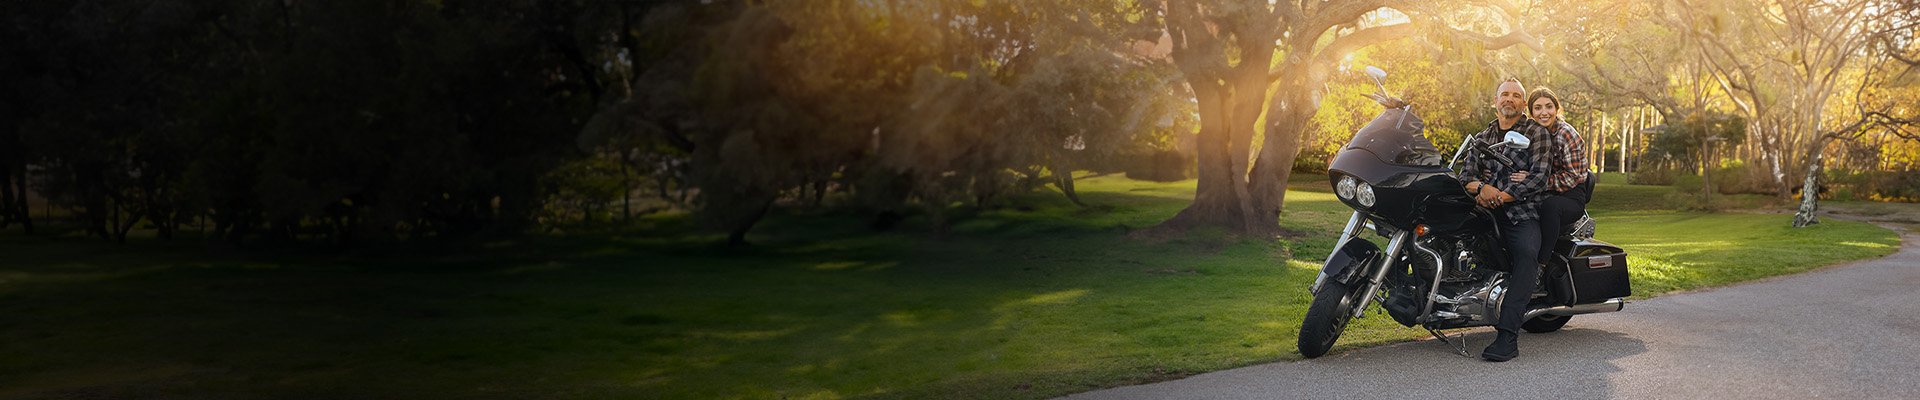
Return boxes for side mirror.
[1364,66,1389,97]
[1501,130,1531,149]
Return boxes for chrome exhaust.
[1523,297,1627,320]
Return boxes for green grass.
[0,174,1899,399]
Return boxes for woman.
[1519,87,1593,306]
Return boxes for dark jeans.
[1536,178,1595,264]
[1496,217,1541,334]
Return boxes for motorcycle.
[1296,67,1632,358]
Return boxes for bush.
[1631,168,1680,185]
[1595,172,1633,185]
[1291,148,1333,174]
[1671,174,1703,193]
[1123,149,1193,182]
[1665,175,1721,211]
[1864,170,1920,202]
[1831,185,1858,202]
[1707,161,1778,195]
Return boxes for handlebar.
[1484,146,1515,167]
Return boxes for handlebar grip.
[1488,151,1514,167]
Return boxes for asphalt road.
[1064,227,1920,400]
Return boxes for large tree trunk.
[1052,160,1085,207]
[0,164,13,230]
[0,122,22,234]
[1156,7,1276,236]
[1248,89,1318,235]
[12,166,28,235]
[726,197,775,246]
[1160,78,1258,234]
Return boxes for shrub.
[1864,170,1920,202]
[1291,148,1334,174]
[1632,168,1680,185]
[1595,172,1633,185]
[1671,174,1702,193]
[1831,185,1858,202]
[1707,160,1779,195]
[1123,149,1193,182]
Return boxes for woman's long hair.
[1526,87,1562,112]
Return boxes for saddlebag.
[1559,239,1632,304]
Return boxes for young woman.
[1523,88,1593,292]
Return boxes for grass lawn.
[0,174,1900,399]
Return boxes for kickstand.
[1426,327,1473,358]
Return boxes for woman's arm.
[1500,125,1555,201]
[1547,121,1589,191]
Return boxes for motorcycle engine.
[1432,274,1504,327]
[1423,245,1507,329]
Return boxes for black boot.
[1481,329,1518,362]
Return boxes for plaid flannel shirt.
[1463,118,1555,223]
[1545,120,1591,193]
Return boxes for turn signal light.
[1414,224,1430,237]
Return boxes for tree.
[1791,12,1920,226]
[1150,0,1541,236]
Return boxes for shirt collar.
[1485,118,1536,140]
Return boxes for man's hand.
[1475,186,1506,208]
[1509,171,1529,183]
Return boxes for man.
[1460,77,1557,362]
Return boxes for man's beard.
[1500,105,1524,118]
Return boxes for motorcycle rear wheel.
[1522,314,1571,333]
[1299,280,1362,358]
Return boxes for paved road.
[1064,228,1920,400]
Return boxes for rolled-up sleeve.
[1547,122,1590,192]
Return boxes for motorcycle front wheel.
[1298,280,1363,358]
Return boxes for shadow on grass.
[0,176,1349,399]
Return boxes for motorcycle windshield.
[1345,108,1443,167]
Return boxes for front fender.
[1310,238,1381,294]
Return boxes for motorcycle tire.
[1299,280,1361,358]
[1522,314,1571,333]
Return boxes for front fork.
[1309,211,1367,295]
[1349,229,1412,319]
[1308,211,1412,320]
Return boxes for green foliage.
[1641,110,1747,174]
[1297,34,1500,173]
[1828,169,1920,202]
[636,0,1171,238]
[4,0,595,243]
[1595,172,1634,184]
[1629,167,1680,185]
[1707,160,1778,195]
[537,153,628,227]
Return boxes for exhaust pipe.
[1523,297,1627,320]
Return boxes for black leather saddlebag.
[1562,239,1631,304]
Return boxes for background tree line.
[3,0,1917,245]
[0,0,1188,245]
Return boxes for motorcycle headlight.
[1336,176,1357,200]
[1356,182,1376,207]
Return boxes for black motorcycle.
[1296,67,1632,358]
